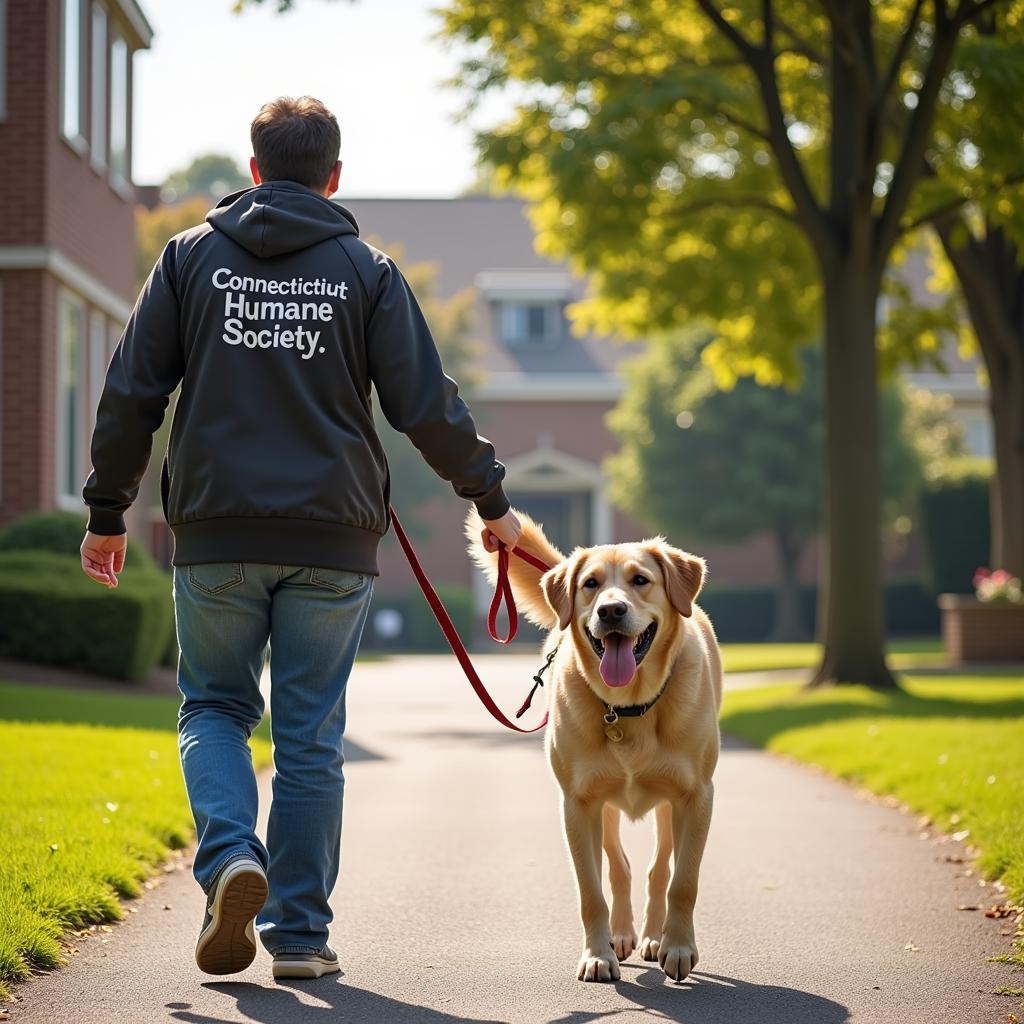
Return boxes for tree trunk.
[990,359,1024,578]
[809,265,897,688]
[771,525,808,642]
[936,220,1024,580]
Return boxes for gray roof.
[340,196,636,378]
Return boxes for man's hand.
[80,531,128,588]
[481,509,523,553]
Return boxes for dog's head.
[541,539,705,690]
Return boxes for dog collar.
[601,674,670,743]
[604,676,670,721]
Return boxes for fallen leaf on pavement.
[957,905,980,912]
[986,904,1016,919]
[904,942,921,952]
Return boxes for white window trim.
[90,2,107,173]
[108,32,131,192]
[88,308,107,430]
[56,288,88,511]
[60,0,88,154]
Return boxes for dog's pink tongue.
[600,634,637,688]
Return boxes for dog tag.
[603,709,623,743]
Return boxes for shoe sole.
[272,958,341,980]
[195,861,268,976]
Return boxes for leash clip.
[516,645,559,719]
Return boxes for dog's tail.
[465,507,565,630]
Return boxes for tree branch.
[899,173,1024,235]
[878,0,925,105]
[694,0,831,255]
[693,0,760,61]
[775,16,827,64]
[714,106,772,141]
[875,23,960,258]
[763,0,775,49]
[818,0,874,101]
[955,0,1007,24]
[670,195,799,224]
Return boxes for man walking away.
[80,96,521,981]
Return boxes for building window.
[90,3,107,171]
[57,291,87,507]
[499,301,564,348]
[88,310,108,429]
[109,34,130,187]
[60,0,86,147]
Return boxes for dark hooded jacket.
[83,180,509,574]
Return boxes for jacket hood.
[207,180,359,258]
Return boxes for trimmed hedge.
[919,458,992,595]
[0,551,174,681]
[0,510,156,571]
[698,579,939,643]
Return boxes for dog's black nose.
[597,601,627,622]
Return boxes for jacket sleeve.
[365,255,510,520]
[82,242,185,535]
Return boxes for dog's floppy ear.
[649,543,705,618]
[541,554,581,631]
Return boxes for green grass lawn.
[720,672,1024,971]
[0,682,272,1000]
[719,637,945,674]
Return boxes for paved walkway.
[7,654,1016,1023]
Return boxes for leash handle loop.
[389,506,550,734]
[487,544,517,644]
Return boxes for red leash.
[389,506,553,734]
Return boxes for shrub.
[0,510,156,571]
[698,580,938,643]
[919,457,992,595]
[0,552,174,681]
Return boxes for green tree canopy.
[441,0,1016,687]
[606,338,951,639]
[162,153,250,203]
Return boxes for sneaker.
[194,856,268,975]
[272,944,341,980]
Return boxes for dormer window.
[500,300,564,348]
[476,270,574,352]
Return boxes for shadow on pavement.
[553,969,849,1024]
[167,979,506,1023]
[163,968,849,1024]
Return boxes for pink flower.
[973,567,991,586]
[991,569,1011,585]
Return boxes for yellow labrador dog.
[467,508,722,984]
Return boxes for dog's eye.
[632,575,650,586]
[582,578,599,590]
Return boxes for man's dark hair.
[250,96,341,190]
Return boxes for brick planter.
[938,594,1024,664]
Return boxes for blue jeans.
[173,561,374,955]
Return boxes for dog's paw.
[658,940,698,983]
[610,930,637,962]
[638,936,660,961]
[576,948,621,983]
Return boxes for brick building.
[0,0,152,530]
